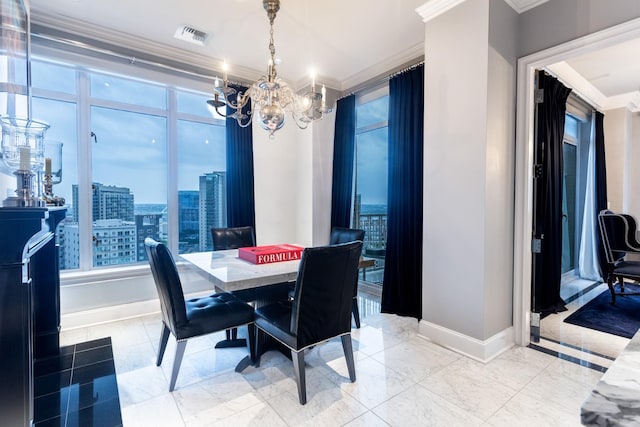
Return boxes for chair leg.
[352,297,361,329]
[247,323,257,364]
[156,323,170,366]
[291,350,307,405]
[608,275,616,304]
[231,327,238,340]
[225,329,231,341]
[619,276,625,293]
[341,335,356,382]
[169,340,187,392]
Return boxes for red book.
[238,244,304,264]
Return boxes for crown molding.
[340,42,425,92]
[503,0,549,13]
[415,0,549,19]
[415,0,467,23]
[29,10,263,84]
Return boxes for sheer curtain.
[381,64,424,319]
[225,85,256,230]
[578,115,600,280]
[330,95,356,229]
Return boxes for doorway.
[514,17,640,350]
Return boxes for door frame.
[513,17,640,346]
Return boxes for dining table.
[180,247,375,371]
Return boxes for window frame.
[30,45,225,278]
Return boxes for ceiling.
[29,0,427,91]
[28,0,640,109]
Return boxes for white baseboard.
[61,299,161,330]
[419,320,514,363]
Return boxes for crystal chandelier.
[207,0,331,138]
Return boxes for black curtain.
[225,85,256,230]
[594,111,608,280]
[330,95,356,229]
[532,71,572,314]
[381,64,424,319]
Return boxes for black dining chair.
[254,240,363,405]
[330,227,366,328]
[211,226,257,346]
[144,238,256,391]
[598,210,640,304]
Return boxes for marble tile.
[350,324,404,356]
[207,402,288,427]
[173,372,265,426]
[343,411,391,427]
[324,356,415,409]
[372,383,484,427]
[121,392,185,427]
[519,359,602,418]
[485,391,583,426]
[116,365,170,407]
[112,340,157,375]
[419,357,518,421]
[265,375,368,427]
[370,336,460,382]
[241,356,327,401]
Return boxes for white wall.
[311,112,336,246]
[602,108,631,214]
[252,119,314,247]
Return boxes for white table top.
[180,249,299,292]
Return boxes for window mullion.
[77,69,93,271]
[167,88,179,254]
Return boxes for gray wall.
[518,0,640,57]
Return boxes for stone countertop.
[581,330,640,426]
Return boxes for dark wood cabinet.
[0,207,66,427]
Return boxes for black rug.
[564,283,640,339]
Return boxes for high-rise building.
[135,214,162,261]
[73,182,135,222]
[199,172,226,251]
[178,191,199,253]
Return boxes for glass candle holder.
[1,116,50,172]
[1,116,50,207]
[44,140,63,184]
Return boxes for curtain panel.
[330,95,356,229]
[381,64,424,319]
[225,85,256,230]
[532,71,572,314]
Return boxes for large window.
[354,87,389,284]
[30,57,226,272]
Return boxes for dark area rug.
[564,283,640,339]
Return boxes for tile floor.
[540,281,630,368]
[58,293,609,427]
[34,337,123,427]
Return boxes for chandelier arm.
[290,112,310,130]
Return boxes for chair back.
[290,241,363,349]
[144,238,188,335]
[598,210,640,265]
[211,226,256,250]
[330,227,365,245]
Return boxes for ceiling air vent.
[174,25,209,46]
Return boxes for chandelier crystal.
[207,0,331,138]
